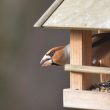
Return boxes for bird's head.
[40,46,64,67]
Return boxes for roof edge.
[34,0,64,27]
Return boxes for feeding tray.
[63,89,110,110]
[64,64,110,110]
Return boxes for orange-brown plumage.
[46,46,64,55]
[52,48,64,65]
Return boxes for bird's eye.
[49,50,55,57]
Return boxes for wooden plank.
[70,30,92,90]
[65,64,110,74]
[98,30,110,82]
[34,0,64,27]
[63,89,110,110]
[43,0,110,30]
[100,55,110,82]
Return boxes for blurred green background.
[0,0,70,110]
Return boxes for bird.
[40,33,110,67]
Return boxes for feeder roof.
[34,0,110,30]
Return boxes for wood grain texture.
[98,30,110,82]
[63,89,110,110]
[65,64,110,74]
[34,0,64,27]
[100,54,110,82]
[70,30,92,90]
[43,0,110,30]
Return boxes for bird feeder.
[34,0,110,109]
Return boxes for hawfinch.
[40,33,110,67]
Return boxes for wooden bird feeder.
[34,0,110,109]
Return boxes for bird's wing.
[92,33,110,48]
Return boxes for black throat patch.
[52,60,60,66]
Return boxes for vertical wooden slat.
[70,30,92,90]
[98,30,110,82]
[100,55,110,82]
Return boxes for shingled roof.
[34,0,110,30]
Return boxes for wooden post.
[100,55,110,82]
[98,30,110,82]
[70,30,92,90]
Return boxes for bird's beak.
[40,55,52,67]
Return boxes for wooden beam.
[63,89,110,110]
[34,0,64,27]
[70,30,92,90]
[65,64,110,74]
